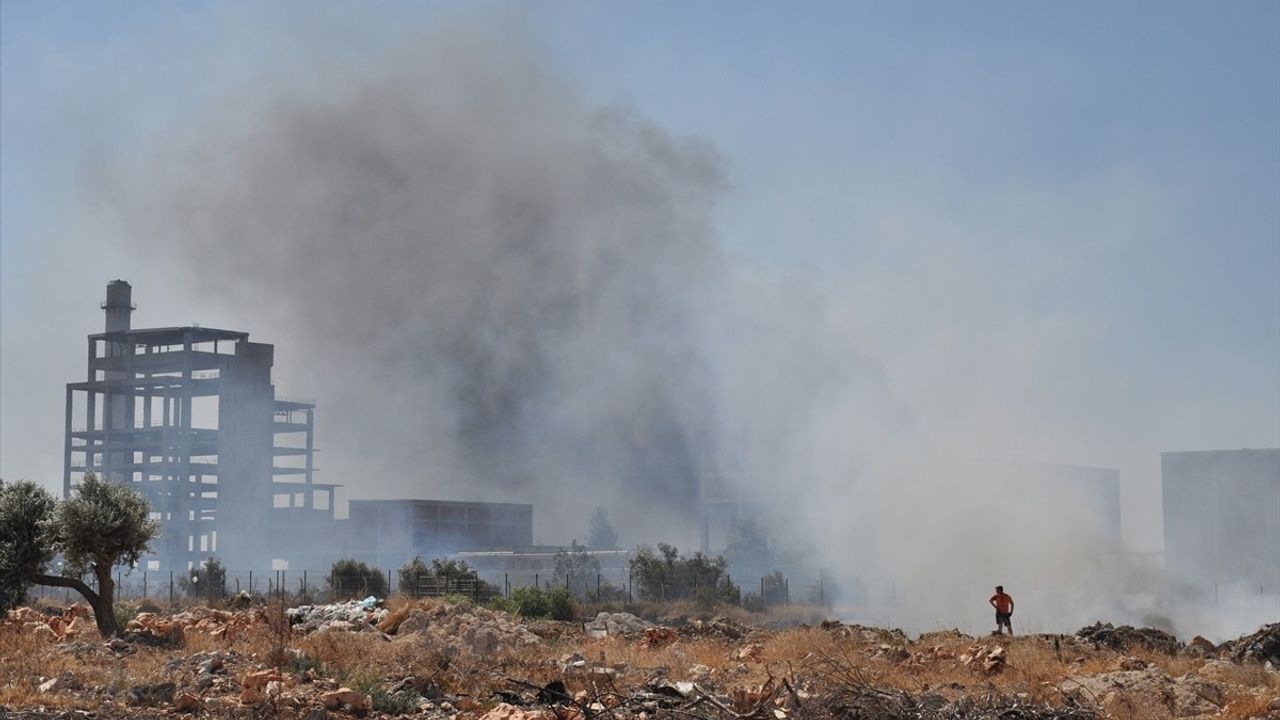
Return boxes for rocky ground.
[1,598,1277,720]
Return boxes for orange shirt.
[990,593,1013,613]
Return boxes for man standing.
[989,585,1014,635]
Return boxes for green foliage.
[546,585,576,621]
[586,507,619,549]
[53,474,159,575]
[553,540,601,588]
[397,556,496,599]
[113,603,137,629]
[330,559,387,598]
[628,543,735,603]
[493,585,577,619]
[397,556,432,592]
[1,474,160,637]
[0,481,57,610]
[505,586,550,617]
[440,593,473,606]
[369,687,421,715]
[179,557,227,598]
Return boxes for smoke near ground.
[87,14,1276,640]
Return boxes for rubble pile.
[584,611,652,638]
[287,596,390,633]
[1058,666,1225,717]
[386,601,543,655]
[5,603,95,641]
[1075,621,1182,654]
[678,615,752,641]
[959,644,1007,674]
[1222,622,1280,665]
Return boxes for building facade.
[64,281,333,571]
[1162,448,1280,590]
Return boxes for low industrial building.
[1162,448,1280,592]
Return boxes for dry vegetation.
[1,596,1277,720]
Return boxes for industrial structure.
[63,281,550,574]
[1162,448,1280,592]
[347,499,533,569]
[64,281,334,571]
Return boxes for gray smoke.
[110,23,722,542]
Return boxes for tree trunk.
[92,564,121,637]
[29,569,121,638]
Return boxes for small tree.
[179,557,227,599]
[0,475,159,637]
[629,543,733,603]
[398,556,432,593]
[586,507,619,549]
[553,540,601,590]
[330,558,386,598]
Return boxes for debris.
[585,612,652,638]
[1223,623,1280,665]
[1075,622,1181,654]
[126,681,176,707]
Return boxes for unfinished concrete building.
[63,281,335,571]
[1163,448,1280,592]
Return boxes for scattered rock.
[126,681,176,707]
[585,612,652,638]
[320,687,371,713]
[174,692,201,713]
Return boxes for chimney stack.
[102,280,133,333]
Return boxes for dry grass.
[3,602,1277,720]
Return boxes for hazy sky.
[2,1,1278,554]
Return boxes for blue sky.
[2,1,1277,551]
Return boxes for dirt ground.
[2,597,1277,720]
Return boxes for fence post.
[303,571,308,602]
[169,571,174,606]
[249,571,253,595]
[504,573,509,597]
[388,569,392,597]
[116,570,121,601]
[143,571,147,599]
[597,573,601,600]
[535,573,539,590]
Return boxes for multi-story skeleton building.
[63,281,335,571]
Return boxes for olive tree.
[0,474,159,637]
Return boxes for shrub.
[329,559,386,598]
[370,688,420,715]
[506,586,550,617]
[546,586,576,620]
[629,543,732,602]
[179,557,227,599]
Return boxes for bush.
[629,543,734,603]
[492,585,577,619]
[370,688,420,714]
[506,586,550,617]
[179,557,227,599]
[546,586,576,620]
[329,559,386,598]
[396,556,496,600]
